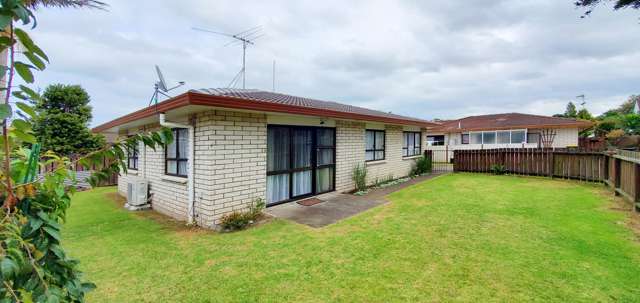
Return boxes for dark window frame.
[365,129,386,162]
[461,133,469,144]
[266,125,336,206]
[165,128,189,177]
[127,141,139,170]
[403,131,422,157]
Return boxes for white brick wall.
[118,127,190,221]
[117,112,424,227]
[192,110,267,227]
[334,120,426,191]
[335,120,366,192]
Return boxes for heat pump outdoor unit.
[125,177,150,211]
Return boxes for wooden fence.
[453,148,639,210]
[38,155,118,187]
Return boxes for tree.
[558,101,578,118]
[33,84,105,155]
[599,95,638,118]
[621,113,640,135]
[577,108,593,120]
[0,1,170,302]
[575,0,640,17]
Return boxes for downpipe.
[159,113,196,225]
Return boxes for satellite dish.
[155,65,168,92]
[148,65,185,107]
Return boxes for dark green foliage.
[565,102,578,118]
[0,2,172,302]
[412,155,432,176]
[219,199,265,231]
[575,0,640,16]
[490,164,507,175]
[33,84,105,155]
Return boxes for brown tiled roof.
[430,113,593,132]
[93,89,438,132]
[191,88,434,124]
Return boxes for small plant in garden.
[352,163,367,192]
[490,164,507,175]
[219,198,265,232]
[412,155,432,176]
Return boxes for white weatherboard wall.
[117,110,426,227]
[425,128,581,162]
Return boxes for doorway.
[266,125,336,206]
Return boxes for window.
[482,132,496,144]
[497,131,511,144]
[511,130,526,143]
[426,135,444,146]
[403,132,422,157]
[365,130,385,161]
[127,142,139,170]
[527,132,540,144]
[470,130,527,144]
[165,128,189,177]
[461,133,469,144]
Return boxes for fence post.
[548,149,554,178]
[614,158,622,195]
[635,163,640,211]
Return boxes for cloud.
[24,0,640,126]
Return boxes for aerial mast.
[192,26,263,89]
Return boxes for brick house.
[93,89,438,228]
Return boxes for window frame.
[461,133,470,144]
[165,128,189,178]
[365,129,386,162]
[127,141,139,171]
[403,131,422,157]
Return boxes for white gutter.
[159,113,196,225]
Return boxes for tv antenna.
[576,94,586,107]
[149,65,185,107]
[192,26,263,89]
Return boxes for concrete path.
[265,173,444,228]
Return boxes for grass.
[63,174,640,302]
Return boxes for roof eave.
[92,91,438,133]
[430,122,594,133]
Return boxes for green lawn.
[63,174,640,302]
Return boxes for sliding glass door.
[266,125,336,206]
[291,128,313,198]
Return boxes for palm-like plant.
[24,0,107,9]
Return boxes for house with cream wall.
[425,113,592,162]
[94,89,437,228]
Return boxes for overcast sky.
[28,0,640,126]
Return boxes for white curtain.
[267,174,289,204]
[293,171,312,196]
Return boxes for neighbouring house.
[426,113,592,162]
[93,88,438,228]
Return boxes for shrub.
[412,155,432,176]
[352,163,368,192]
[220,198,265,231]
[490,164,507,175]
